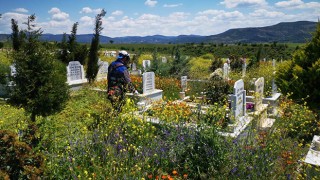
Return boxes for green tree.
[58,33,69,64]
[67,22,78,62]
[9,15,69,145]
[11,19,24,51]
[275,21,320,108]
[86,9,106,83]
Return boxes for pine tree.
[9,15,69,145]
[86,9,106,83]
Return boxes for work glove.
[133,90,139,95]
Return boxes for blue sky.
[0,0,319,37]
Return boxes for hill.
[0,21,316,44]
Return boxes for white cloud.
[80,7,102,14]
[168,12,190,20]
[48,7,61,14]
[79,16,94,26]
[14,8,28,13]
[220,0,267,8]
[250,9,285,18]
[145,0,158,7]
[48,8,69,22]
[112,10,123,16]
[276,0,320,9]
[0,12,30,33]
[52,12,69,21]
[275,0,303,8]
[163,3,183,8]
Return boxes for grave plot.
[247,77,276,129]
[218,79,252,138]
[127,71,163,111]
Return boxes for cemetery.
[0,17,320,179]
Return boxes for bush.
[0,130,44,179]
[277,96,319,143]
[205,75,232,105]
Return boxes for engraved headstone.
[223,63,229,80]
[143,72,155,94]
[181,76,188,92]
[97,60,109,80]
[67,61,87,85]
[231,79,246,120]
[142,60,151,69]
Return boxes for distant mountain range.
[0,21,317,44]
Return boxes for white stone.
[142,60,151,69]
[254,77,264,111]
[143,72,155,94]
[223,63,229,80]
[181,76,188,92]
[66,61,87,86]
[231,79,246,119]
[304,135,320,166]
[97,60,108,81]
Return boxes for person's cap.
[118,50,130,58]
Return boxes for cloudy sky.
[0,0,319,37]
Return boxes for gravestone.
[223,63,229,80]
[181,76,188,92]
[131,72,163,110]
[66,61,87,88]
[219,79,252,138]
[242,58,246,77]
[254,77,264,111]
[143,72,155,94]
[251,77,275,129]
[97,60,108,81]
[262,59,281,117]
[231,79,246,119]
[10,65,16,77]
[161,57,167,63]
[131,63,137,71]
[142,60,151,70]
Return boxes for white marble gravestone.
[161,57,167,63]
[131,63,137,71]
[10,65,16,77]
[242,58,246,77]
[67,61,87,86]
[254,77,264,111]
[181,76,188,92]
[223,63,229,80]
[97,60,108,81]
[130,72,163,110]
[304,135,320,166]
[142,60,151,70]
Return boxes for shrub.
[277,96,319,143]
[0,130,44,179]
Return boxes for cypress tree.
[86,9,106,83]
